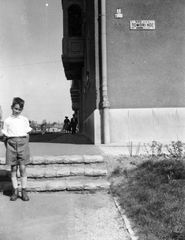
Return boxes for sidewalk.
[0,132,130,158]
[0,133,131,240]
[0,192,131,240]
[0,133,103,157]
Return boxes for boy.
[2,97,32,201]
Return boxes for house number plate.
[130,20,155,30]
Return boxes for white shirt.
[2,115,32,137]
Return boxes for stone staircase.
[0,154,110,192]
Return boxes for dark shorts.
[6,137,30,166]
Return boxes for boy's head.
[11,97,25,116]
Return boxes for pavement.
[0,133,132,240]
[0,132,132,157]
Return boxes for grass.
[110,157,185,240]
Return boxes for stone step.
[0,177,110,192]
[28,165,107,178]
[0,154,109,192]
[0,155,105,165]
[0,165,107,178]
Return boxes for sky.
[0,0,73,124]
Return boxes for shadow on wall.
[29,132,93,145]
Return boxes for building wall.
[82,0,97,120]
[84,109,101,144]
[106,0,185,109]
[86,107,185,144]
[109,107,185,144]
[84,0,185,144]
[62,0,185,144]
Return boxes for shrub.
[111,157,185,240]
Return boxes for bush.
[110,157,185,240]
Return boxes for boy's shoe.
[10,188,19,201]
[22,188,29,201]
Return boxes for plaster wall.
[85,108,185,144]
[109,108,185,144]
[106,0,185,109]
[84,109,101,144]
[78,0,185,144]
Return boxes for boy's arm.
[25,119,32,141]
[25,118,32,134]
[0,134,7,142]
[1,120,9,137]
[2,134,8,147]
[1,121,8,147]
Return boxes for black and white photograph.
[0,1,185,239]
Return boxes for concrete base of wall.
[84,109,101,144]
[85,108,185,144]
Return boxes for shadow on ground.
[29,132,93,145]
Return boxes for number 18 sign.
[130,20,155,30]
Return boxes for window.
[68,4,82,37]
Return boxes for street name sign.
[130,20,155,30]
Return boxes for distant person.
[63,116,70,133]
[2,97,32,201]
[70,114,77,134]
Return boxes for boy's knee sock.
[11,177,18,189]
[20,176,27,189]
